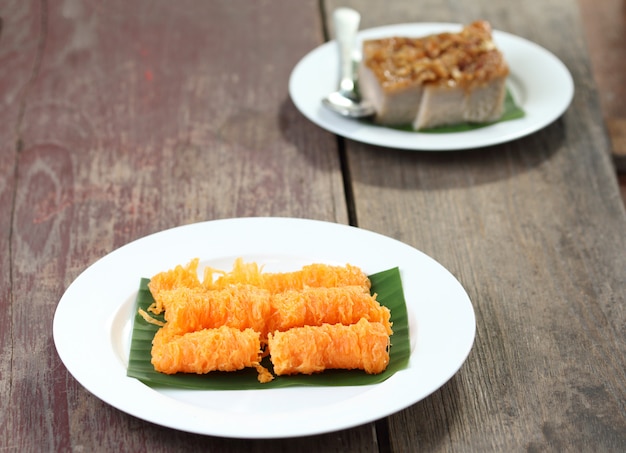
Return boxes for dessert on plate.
[358,21,509,129]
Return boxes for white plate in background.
[289,23,574,150]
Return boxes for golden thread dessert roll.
[160,285,272,336]
[267,318,391,375]
[151,326,263,375]
[268,286,392,335]
[147,258,202,314]
[204,258,371,293]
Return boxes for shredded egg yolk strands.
[145,258,394,381]
[160,285,272,337]
[268,319,391,375]
[151,326,263,375]
[204,258,371,293]
[268,286,392,335]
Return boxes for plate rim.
[53,217,476,438]
[289,22,574,151]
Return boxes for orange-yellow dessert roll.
[151,325,263,375]
[267,318,391,375]
[148,258,202,314]
[160,285,272,336]
[204,258,371,294]
[268,286,392,335]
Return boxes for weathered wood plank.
[0,1,55,451]
[4,0,625,450]
[577,0,626,170]
[1,0,381,450]
[325,0,626,451]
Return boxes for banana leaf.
[127,267,410,389]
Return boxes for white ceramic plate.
[53,217,475,439]
[289,23,574,150]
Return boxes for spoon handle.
[333,7,361,95]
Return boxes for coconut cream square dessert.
[358,21,509,130]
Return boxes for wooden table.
[2,0,625,451]
[578,0,626,172]
[577,0,626,208]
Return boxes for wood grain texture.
[577,0,626,205]
[3,0,625,451]
[325,0,626,451]
[577,0,626,169]
[0,1,50,451]
[1,0,377,451]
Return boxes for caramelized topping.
[361,21,509,92]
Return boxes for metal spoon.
[322,8,376,118]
